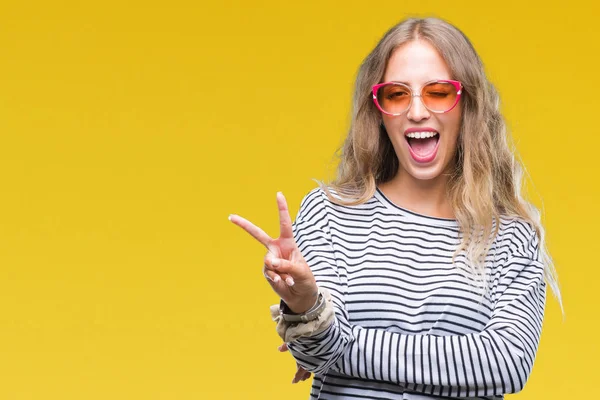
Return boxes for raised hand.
[229,192,319,313]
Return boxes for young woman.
[229,17,561,399]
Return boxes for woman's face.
[381,40,462,182]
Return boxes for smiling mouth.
[405,132,440,156]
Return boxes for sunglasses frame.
[372,79,463,116]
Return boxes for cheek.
[382,118,407,150]
[443,109,462,143]
[382,115,405,138]
[381,115,396,130]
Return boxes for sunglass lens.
[376,84,411,115]
[422,82,458,112]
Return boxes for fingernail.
[285,277,295,286]
[273,275,281,283]
[228,214,232,221]
[271,258,279,268]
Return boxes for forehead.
[383,40,452,85]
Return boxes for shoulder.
[298,185,348,203]
[496,215,541,262]
[295,186,339,223]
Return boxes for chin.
[407,169,441,181]
[403,159,448,181]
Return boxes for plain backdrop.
[0,1,597,399]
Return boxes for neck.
[379,169,455,219]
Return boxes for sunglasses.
[372,80,463,116]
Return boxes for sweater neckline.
[374,187,459,228]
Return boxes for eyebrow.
[386,80,410,85]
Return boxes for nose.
[406,95,430,122]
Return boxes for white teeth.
[406,131,439,139]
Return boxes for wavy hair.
[316,17,562,308]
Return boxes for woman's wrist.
[270,288,335,342]
[286,289,320,314]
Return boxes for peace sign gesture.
[229,192,319,314]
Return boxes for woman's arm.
[286,189,546,397]
[333,251,545,397]
[284,192,354,375]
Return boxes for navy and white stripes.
[287,187,546,399]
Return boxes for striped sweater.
[287,187,546,400]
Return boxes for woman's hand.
[229,192,319,313]
[279,343,311,383]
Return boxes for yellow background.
[0,0,596,398]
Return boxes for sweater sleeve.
[335,243,546,397]
[286,189,354,375]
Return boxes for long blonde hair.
[317,17,562,308]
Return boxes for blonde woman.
[230,17,561,399]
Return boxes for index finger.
[229,214,273,249]
[277,192,293,239]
